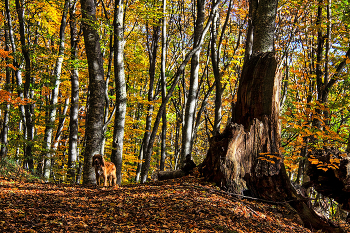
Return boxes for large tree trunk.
[201,52,281,193]
[200,52,342,232]
[81,0,106,185]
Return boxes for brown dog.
[92,154,117,187]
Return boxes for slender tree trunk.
[15,0,34,172]
[43,0,69,181]
[1,24,11,158]
[5,0,26,151]
[111,0,127,185]
[100,29,114,155]
[210,0,232,136]
[52,97,70,152]
[99,3,115,155]
[211,10,222,136]
[67,0,80,183]
[139,24,160,180]
[160,111,167,171]
[181,0,205,161]
[81,0,107,185]
[140,1,221,182]
[160,0,167,171]
[135,141,143,182]
[192,81,215,146]
[322,1,331,124]
[309,0,325,131]
[244,0,257,62]
[135,102,145,181]
[174,112,181,169]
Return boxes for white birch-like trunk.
[140,0,221,183]
[5,0,25,159]
[160,0,167,171]
[67,0,79,183]
[111,0,127,185]
[139,23,160,181]
[181,0,205,161]
[43,0,69,180]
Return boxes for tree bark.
[100,22,115,156]
[15,0,34,172]
[210,0,233,136]
[201,52,342,232]
[181,0,205,161]
[157,170,186,181]
[139,0,222,183]
[160,0,167,172]
[251,0,278,53]
[1,21,11,158]
[81,0,106,185]
[67,0,80,184]
[43,0,69,181]
[6,0,26,163]
[200,0,343,230]
[139,23,160,181]
[244,0,257,62]
[111,0,127,185]
[202,52,282,192]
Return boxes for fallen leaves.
[0,176,311,232]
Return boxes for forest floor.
[0,172,322,233]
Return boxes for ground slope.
[0,175,313,232]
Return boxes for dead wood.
[200,52,344,232]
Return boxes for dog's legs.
[103,172,108,187]
[96,173,100,186]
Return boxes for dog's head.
[92,154,105,168]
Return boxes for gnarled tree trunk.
[200,52,342,232]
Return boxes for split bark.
[200,52,342,232]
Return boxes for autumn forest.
[1,0,350,230]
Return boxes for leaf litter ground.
[0,175,312,232]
